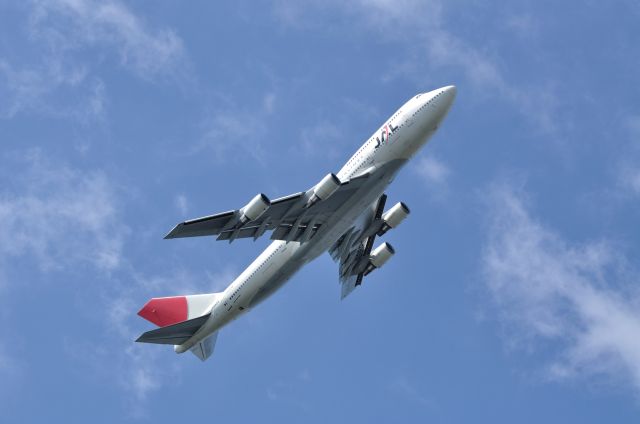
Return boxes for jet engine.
[238,193,270,226]
[363,242,395,276]
[378,202,410,236]
[306,173,341,208]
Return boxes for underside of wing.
[164,172,372,244]
[330,194,408,299]
[330,194,386,299]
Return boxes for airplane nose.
[432,85,456,119]
[441,85,457,105]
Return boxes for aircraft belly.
[247,159,406,308]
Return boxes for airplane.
[136,85,457,360]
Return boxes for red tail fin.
[138,296,188,327]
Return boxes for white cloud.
[0,150,126,273]
[0,59,106,120]
[412,155,451,201]
[389,375,434,408]
[194,92,280,164]
[297,120,344,160]
[104,294,167,405]
[263,92,277,114]
[174,194,189,216]
[619,167,640,196]
[0,148,238,407]
[83,266,235,409]
[265,368,312,407]
[0,344,18,376]
[274,1,561,135]
[0,150,239,411]
[414,155,450,185]
[363,1,560,134]
[0,1,187,120]
[617,115,640,197]
[29,0,186,79]
[482,185,640,394]
[505,13,540,39]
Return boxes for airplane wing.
[165,173,372,243]
[329,194,389,299]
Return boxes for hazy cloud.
[29,0,187,79]
[274,0,561,135]
[412,155,451,202]
[195,92,279,164]
[296,120,344,160]
[174,194,189,216]
[265,368,312,407]
[414,155,451,185]
[619,167,640,196]
[0,150,126,273]
[482,185,640,394]
[110,267,235,396]
[0,1,187,120]
[617,115,640,197]
[0,59,107,120]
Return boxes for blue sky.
[1,0,639,422]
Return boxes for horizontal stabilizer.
[136,314,210,345]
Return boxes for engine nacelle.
[378,202,410,236]
[239,193,270,225]
[306,173,341,208]
[363,242,395,276]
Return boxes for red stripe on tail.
[138,296,188,327]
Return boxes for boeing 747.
[136,86,457,360]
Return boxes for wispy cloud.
[274,0,562,136]
[359,1,561,134]
[0,148,239,410]
[482,184,640,394]
[194,92,278,164]
[0,59,106,121]
[389,375,435,408]
[63,265,235,415]
[296,120,344,160]
[29,0,187,80]
[0,150,126,273]
[174,194,189,216]
[265,368,312,409]
[0,0,187,120]
[0,342,23,408]
[414,155,451,186]
[412,155,452,201]
[617,114,640,197]
[619,167,640,196]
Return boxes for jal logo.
[374,122,399,149]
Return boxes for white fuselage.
[175,86,457,353]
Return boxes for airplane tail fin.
[137,293,220,327]
[189,332,218,361]
[136,292,222,361]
